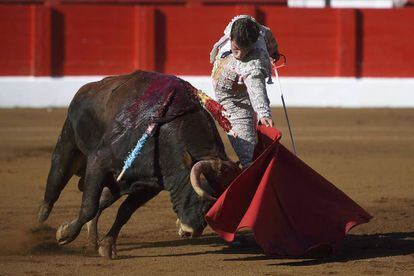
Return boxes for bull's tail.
[38,118,86,223]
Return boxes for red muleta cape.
[205,126,372,256]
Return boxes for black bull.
[37,71,240,259]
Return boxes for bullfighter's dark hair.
[230,17,260,49]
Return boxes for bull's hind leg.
[56,156,106,245]
[99,181,161,259]
[38,118,85,223]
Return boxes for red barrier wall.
[361,9,414,77]
[0,1,413,77]
[53,4,136,75]
[0,5,32,75]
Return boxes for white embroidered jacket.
[210,15,278,120]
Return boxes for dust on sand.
[0,224,58,255]
[0,108,413,275]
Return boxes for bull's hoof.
[85,239,99,253]
[56,222,74,245]
[98,237,117,260]
[37,201,52,224]
[86,221,99,252]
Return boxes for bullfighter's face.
[230,39,252,60]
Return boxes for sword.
[272,55,297,156]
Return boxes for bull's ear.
[182,150,194,169]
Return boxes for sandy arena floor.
[0,108,413,275]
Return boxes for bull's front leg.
[86,187,121,251]
[99,181,161,259]
[56,157,106,245]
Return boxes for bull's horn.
[190,160,217,201]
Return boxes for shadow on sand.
[269,232,414,266]
[116,232,414,265]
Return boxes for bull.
[37,70,240,259]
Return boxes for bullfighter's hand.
[260,117,274,127]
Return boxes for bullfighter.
[210,15,280,167]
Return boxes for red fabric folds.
[205,126,372,256]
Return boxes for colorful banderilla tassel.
[116,124,155,182]
[195,89,236,137]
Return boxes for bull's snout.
[178,227,194,238]
[176,219,203,238]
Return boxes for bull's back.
[67,71,151,154]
